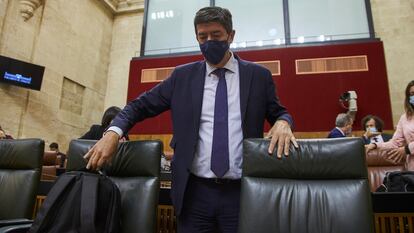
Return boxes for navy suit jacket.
[110,56,292,215]
[327,128,345,138]
[361,133,392,145]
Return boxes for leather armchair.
[239,138,374,233]
[66,139,161,233]
[41,151,57,181]
[0,139,44,227]
[365,149,405,192]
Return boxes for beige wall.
[0,0,114,152]
[105,12,143,108]
[371,0,414,126]
[0,0,9,38]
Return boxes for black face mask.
[199,40,229,65]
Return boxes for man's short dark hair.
[49,142,59,150]
[194,6,233,34]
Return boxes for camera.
[339,90,358,112]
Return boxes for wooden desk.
[372,192,414,233]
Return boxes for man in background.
[49,142,66,168]
[361,114,392,144]
[327,113,353,138]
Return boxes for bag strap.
[106,179,121,232]
[80,174,99,233]
[29,174,76,232]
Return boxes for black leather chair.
[66,139,161,233]
[0,139,44,228]
[239,138,374,233]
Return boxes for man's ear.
[196,34,201,44]
[228,30,236,43]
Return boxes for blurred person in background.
[80,106,128,141]
[366,80,414,169]
[0,125,13,139]
[327,113,353,138]
[361,115,392,145]
[49,142,66,168]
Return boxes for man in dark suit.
[85,6,297,233]
[327,113,353,138]
[361,115,392,145]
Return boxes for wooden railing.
[35,195,414,233]
[375,213,414,233]
[34,196,177,233]
[129,131,397,153]
[33,195,46,219]
[157,205,176,233]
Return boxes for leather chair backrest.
[43,151,57,166]
[365,150,405,191]
[239,138,374,233]
[41,151,58,181]
[0,139,44,219]
[66,139,161,233]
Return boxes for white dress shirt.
[370,135,384,143]
[191,53,243,179]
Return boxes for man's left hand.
[267,120,299,158]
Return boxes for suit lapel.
[238,57,252,125]
[191,62,206,135]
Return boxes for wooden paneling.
[255,60,280,75]
[128,131,381,145]
[157,205,176,233]
[296,55,368,74]
[33,195,46,219]
[129,134,174,152]
[140,60,280,83]
[141,67,174,83]
[375,213,414,233]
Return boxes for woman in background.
[367,80,414,170]
[80,106,128,141]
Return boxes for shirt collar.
[206,51,237,77]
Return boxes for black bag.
[29,171,121,233]
[376,171,414,192]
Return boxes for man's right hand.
[84,131,120,171]
[364,131,380,139]
[365,143,377,152]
